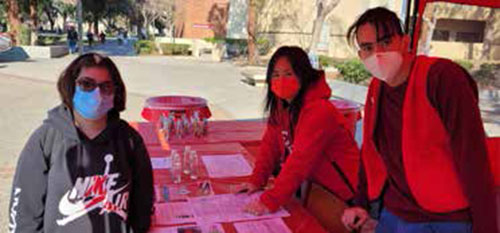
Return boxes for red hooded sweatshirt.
[250,75,360,211]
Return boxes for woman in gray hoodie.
[8,53,154,233]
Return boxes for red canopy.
[410,0,499,186]
[412,0,500,53]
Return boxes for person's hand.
[233,182,260,194]
[243,199,270,216]
[341,207,369,232]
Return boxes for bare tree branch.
[309,0,340,53]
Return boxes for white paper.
[188,192,289,223]
[149,223,225,233]
[234,218,292,233]
[154,202,196,225]
[151,157,172,170]
[201,154,253,178]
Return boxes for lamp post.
[77,0,83,55]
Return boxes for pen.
[162,186,169,202]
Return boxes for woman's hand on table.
[233,182,260,194]
[341,207,369,232]
[243,199,270,216]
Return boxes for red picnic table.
[130,120,329,233]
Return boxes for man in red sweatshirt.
[341,7,497,233]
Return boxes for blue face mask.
[72,86,114,120]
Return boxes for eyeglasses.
[76,77,115,95]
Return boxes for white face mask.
[362,51,403,83]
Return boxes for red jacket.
[362,56,477,212]
[250,75,360,211]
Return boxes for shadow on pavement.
[0,47,29,62]
[82,38,137,56]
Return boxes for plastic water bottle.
[183,146,191,175]
[171,150,182,184]
[189,150,199,180]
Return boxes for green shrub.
[319,55,336,68]
[256,37,270,55]
[203,37,225,44]
[160,43,191,55]
[334,59,371,84]
[204,37,249,55]
[472,63,500,88]
[225,38,247,46]
[134,40,156,55]
[454,59,473,71]
[19,24,31,45]
[36,35,62,46]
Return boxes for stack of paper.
[201,154,253,178]
[154,202,196,225]
[151,157,172,170]
[149,223,225,233]
[188,193,290,223]
[234,218,292,233]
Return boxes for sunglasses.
[76,77,115,95]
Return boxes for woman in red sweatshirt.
[239,46,360,215]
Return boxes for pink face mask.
[362,51,403,83]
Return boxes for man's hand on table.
[233,182,271,216]
[341,207,370,232]
[243,199,270,216]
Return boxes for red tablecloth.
[132,120,328,233]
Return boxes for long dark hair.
[264,46,321,125]
[57,52,126,116]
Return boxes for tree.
[0,2,6,29]
[29,0,38,45]
[6,0,21,45]
[102,0,133,33]
[208,3,229,38]
[481,8,496,61]
[42,0,55,31]
[419,4,438,55]
[247,0,267,65]
[308,0,340,54]
[83,0,106,34]
[54,1,76,31]
[137,0,174,39]
[154,0,174,36]
[247,0,256,64]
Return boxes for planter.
[212,43,225,62]
[324,67,340,80]
[20,45,68,58]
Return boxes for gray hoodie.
[8,105,153,233]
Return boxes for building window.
[456,32,483,43]
[435,18,485,43]
[433,30,450,41]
